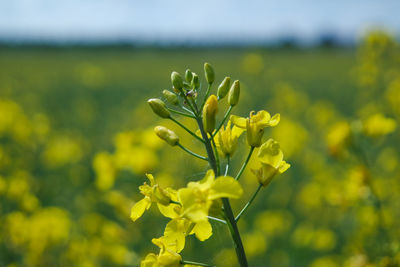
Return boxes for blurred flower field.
[0,32,399,266]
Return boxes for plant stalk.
[195,117,248,267]
[235,146,255,180]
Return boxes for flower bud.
[204,63,215,84]
[185,69,193,82]
[171,71,183,90]
[228,80,240,106]
[192,73,200,88]
[202,95,218,133]
[154,126,179,146]
[148,98,170,118]
[217,77,231,100]
[162,90,179,106]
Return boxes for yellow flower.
[141,236,182,267]
[363,113,396,137]
[215,120,245,158]
[231,110,280,147]
[160,192,214,244]
[325,121,351,157]
[177,170,243,223]
[164,217,213,247]
[251,139,290,186]
[131,174,176,222]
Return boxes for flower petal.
[178,188,208,222]
[145,173,155,186]
[257,139,283,168]
[164,219,188,253]
[141,253,158,267]
[232,125,245,139]
[130,197,151,222]
[157,202,181,219]
[253,110,271,127]
[188,169,214,191]
[269,113,280,127]
[278,161,291,174]
[193,220,212,241]
[230,115,247,128]
[209,176,243,200]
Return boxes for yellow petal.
[257,139,284,168]
[157,202,181,219]
[145,173,155,186]
[209,176,243,200]
[230,115,247,128]
[232,125,245,138]
[193,220,212,241]
[188,169,215,191]
[141,253,157,267]
[278,161,291,174]
[253,110,271,127]
[164,219,187,252]
[178,188,208,222]
[269,113,280,127]
[130,197,151,222]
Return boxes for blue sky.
[1,0,399,43]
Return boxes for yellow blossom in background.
[272,117,308,157]
[243,231,268,258]
[310,257,339,267]
[326,121,351,156]
[363,113,396,137]
[242,53,264,75]
[231,110,280,147]
[42,135,83,168]
[93,152,116,190]
[2,32,400,267]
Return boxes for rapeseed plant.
[132,63,290,267]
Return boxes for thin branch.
[177,143,208,161]
[235,184,263,222]
[235,146,255,181]
[169,117,204,143]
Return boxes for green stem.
[195,117,248,267]
[177,143,208,161]
[180,89,199,116]
[207,216,227,224]
[167,108,196,118]
[225,156,230,176]
[235,147,255,181]
[169,117,204,144]
[181,260,215,267]
[213,106,233,137]
[182,106,194,114]
[210,136,221,176]
[235,184,263,222]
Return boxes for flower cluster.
[131,63,290,267]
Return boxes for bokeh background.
[1,1,400,266]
